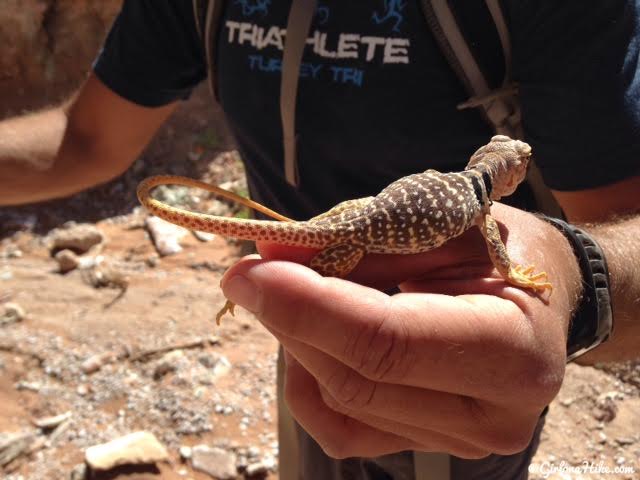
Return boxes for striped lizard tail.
[137,175,327,247]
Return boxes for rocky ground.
[2,152,640,480]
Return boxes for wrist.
[539,216,614,362]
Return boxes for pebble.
[55,249,80,273]
[85,431,169,470]
[146,254,160,267]
[1,303,25,325]
[81,351,117,374]
[145,216,189,256]
[0,268,12,281]
[179,445,192,460]
[559,397,574,407]
[193,231,217,242]
[50,224,104,254]
[615,437,635,446]
[191,445,237,480]
[69,463,87,480]
[3,245,23,258]
[245,462,269,477]
[33,411,72,429]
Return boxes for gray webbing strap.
[422,0,562,217]
[486,0,562,217]
[424,0,517,136]
[281,0,317,187]
[203,0,224,100]
[192,0,203,39]
[486,0,513,83]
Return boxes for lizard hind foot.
[215,299,236,325]
[508,264,553,293]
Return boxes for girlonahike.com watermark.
[529,460,636,478]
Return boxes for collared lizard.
[137,135,552,323]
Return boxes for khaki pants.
[277,349,546,480]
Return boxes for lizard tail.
[136,175,325,246]
[138,175,293,222]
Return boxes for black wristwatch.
[540,216,614,362]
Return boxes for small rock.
[191,445,237,480]
[615,436,635,446]
[76,385,89,396]
[85,431,169,471]
[55,249,81,273]
[1,303,25,325]
[50,224,104,254]
[15,381,41,392]
[33,411,72,429]
[146,255,160,268]
[69,463,87,480]
[0,268,12,281]
[145,216,189,256]
[212,356,232,379]
[179,445,192,460]
[81,350,121,374]
[153,350,186,380]
[559,397,574,407]
[245,461,269,477]
[3,244,23,258]
[193,231,217,242]
[593,395,618,422]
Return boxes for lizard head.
[466,135,532,201]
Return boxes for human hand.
[220,203,581,459]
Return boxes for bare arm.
[553,176,640,363]
[0,73,178,206]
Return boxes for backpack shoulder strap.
[420,0,520,137]
[193,0,226,100]
[419,0,562,217]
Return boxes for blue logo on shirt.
[316,3,330,25]
[372,0,406,33]
[235,0,271,17]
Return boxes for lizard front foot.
[507,264,553,293]
[215,299,236,325]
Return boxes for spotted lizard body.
[137,135,552,322]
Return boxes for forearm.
[0,147,125,206]
[576,214,640,363]
[0,101,91,206]
[0,100,72,169]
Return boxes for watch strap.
[540,216,614,362]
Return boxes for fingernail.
[222,275,261,313]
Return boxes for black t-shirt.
[95,0,640,219]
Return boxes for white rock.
[179,445,192,460]
[246,462,269,477]
[33,411,72,429]
[191,445,237,480]
[50,225,104,254]
[193,231,216,242]
[85,431,169,470]
[145,216,189,256]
